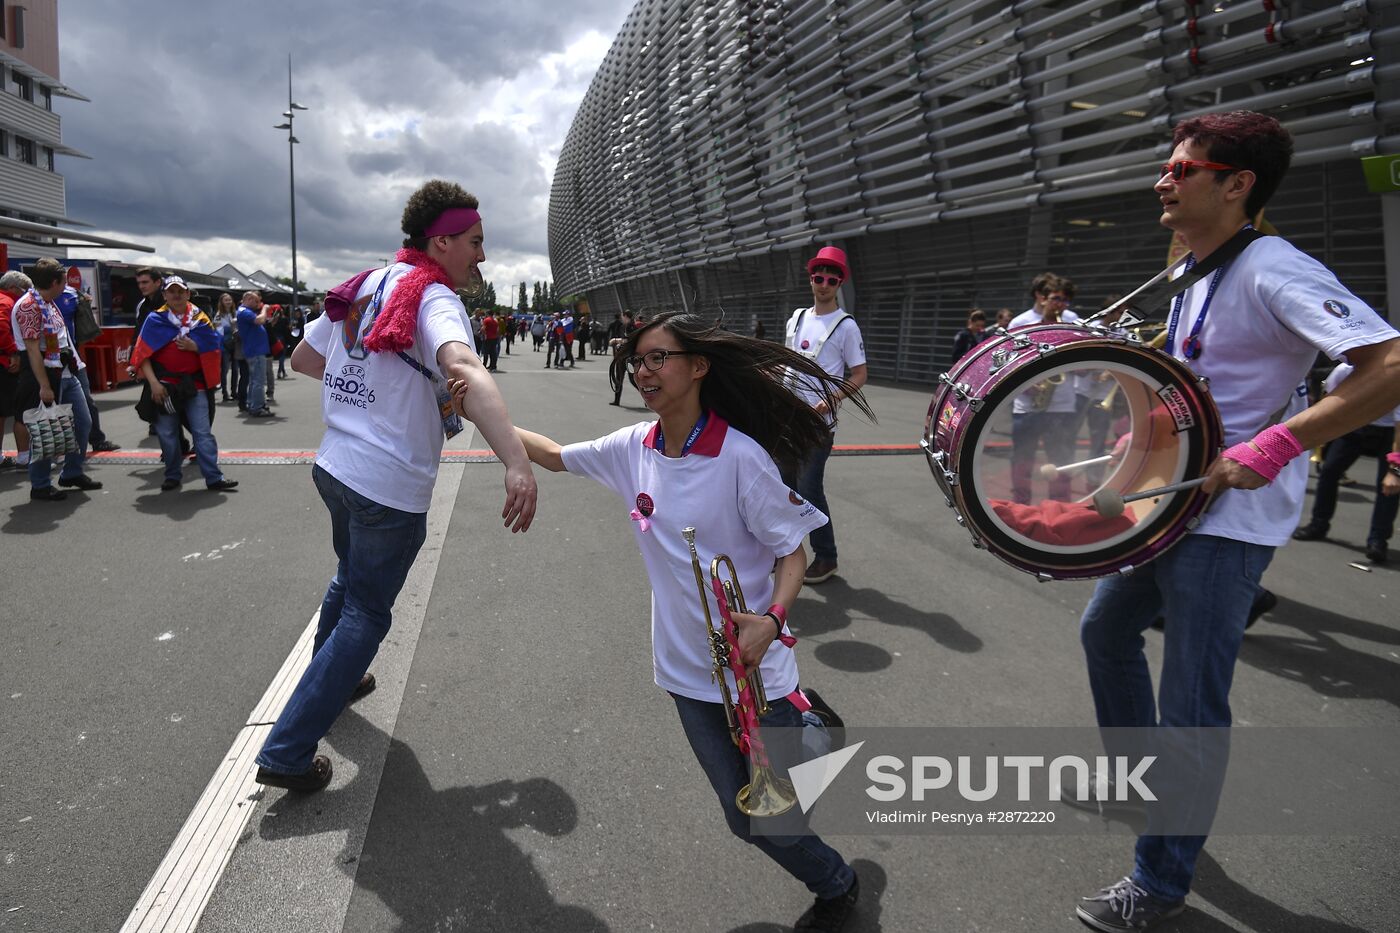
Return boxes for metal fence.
[549,0,1399,384]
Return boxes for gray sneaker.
[1076,877,1184,932]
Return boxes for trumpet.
[682,527,798,818]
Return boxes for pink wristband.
[1221,423,1304,483]
[1388,452,1400,467]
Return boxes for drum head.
[936,340,1221,580]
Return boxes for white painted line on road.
[118,436,474,933]
[119,614,317,933]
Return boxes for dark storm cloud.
[53,0,632,281]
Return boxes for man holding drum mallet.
[1073,111,1400,933]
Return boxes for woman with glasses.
[481,311,872,932]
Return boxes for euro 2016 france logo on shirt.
[1323,299,1350,318]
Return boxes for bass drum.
[921,324,1223,580]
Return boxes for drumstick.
[1040,454,1114,479]
[1092,477,1208,518]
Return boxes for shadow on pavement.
[261,732,606,931]
[131,481,236,519]
[1236,594,1400,708]
[726,857,887,933]
[1190,849,1371,933]
[3,491,86,533]
[796,577,984,654]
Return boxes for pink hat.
[806,246,849,280]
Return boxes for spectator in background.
[1292,361,1400,564]
[950,308,988,364]
[237,290,272,417]
[132,267,166,437]
[480,309,500,371]
[530,312,546,351]
[55,281,119,453]
[502,311,515,356]
[131,276,237,493]
[0,271,30,470]
[213,292,238,402]
[994,307,1014,330]
[575,314,590,361]
[132,267,164,340]
[14,258,99,500]
[269,303,292,380]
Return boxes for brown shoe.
[804,558,838,585]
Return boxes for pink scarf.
[360,247,455,354]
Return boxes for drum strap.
[1083,227,1265,328]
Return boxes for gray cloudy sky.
[55,0,635,294]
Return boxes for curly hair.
[610,311,875,474]
[400,180,479,250]
[1173,111,1293,218]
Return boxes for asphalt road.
[2,345,1396,933]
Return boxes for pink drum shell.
[923,324,1223,580]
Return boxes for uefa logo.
[1322,299,1350,318]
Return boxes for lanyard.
[655,411,709,457]
[1165,225,1250,362]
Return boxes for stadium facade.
[548,0,1399,383]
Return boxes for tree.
[274,275,309,292]
[517,282,528,316]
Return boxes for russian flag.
[130,307,223,390]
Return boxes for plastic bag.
[22,402,78,461]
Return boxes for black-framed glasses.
[810,273,843,287]
[1159,159,1239,181]
[625,349,699,373]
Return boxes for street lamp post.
[273,55,308,321]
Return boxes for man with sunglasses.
[1073,111,1400,933]
[783,245,867,585]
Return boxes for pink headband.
[424,207,482,238]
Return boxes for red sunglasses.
[810,273,844,287]
[1159,159,1239,181]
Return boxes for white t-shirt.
[1010,307,1081,413]
[561,416,828,703]
[1168,236,1397,545]
[1323,363,1400,429]
[784,306,866,426]
[306,263,476,513]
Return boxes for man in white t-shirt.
[783,245,867,585]
[1291,362,1400,563]
[1008,273,1080,503]
[254,180,538,793]
[1074,112,1400,933]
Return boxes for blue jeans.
[74,366,107,445]
[155,390,223,484]
[1079,534,1274,901]
[793,430,837,561]
[256,465,428,775]
[1011,411,1078,504]
[671,693,853,899]
[28,372,90,489]
[1306,427,1399,546]
[245,354,267,411]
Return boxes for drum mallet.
[1092,477,1207,518]
[1040,454,1114,479]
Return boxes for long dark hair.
[610,311,875,474]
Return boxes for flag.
[131,306,222,390]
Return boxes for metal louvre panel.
[551,0,1397,384]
